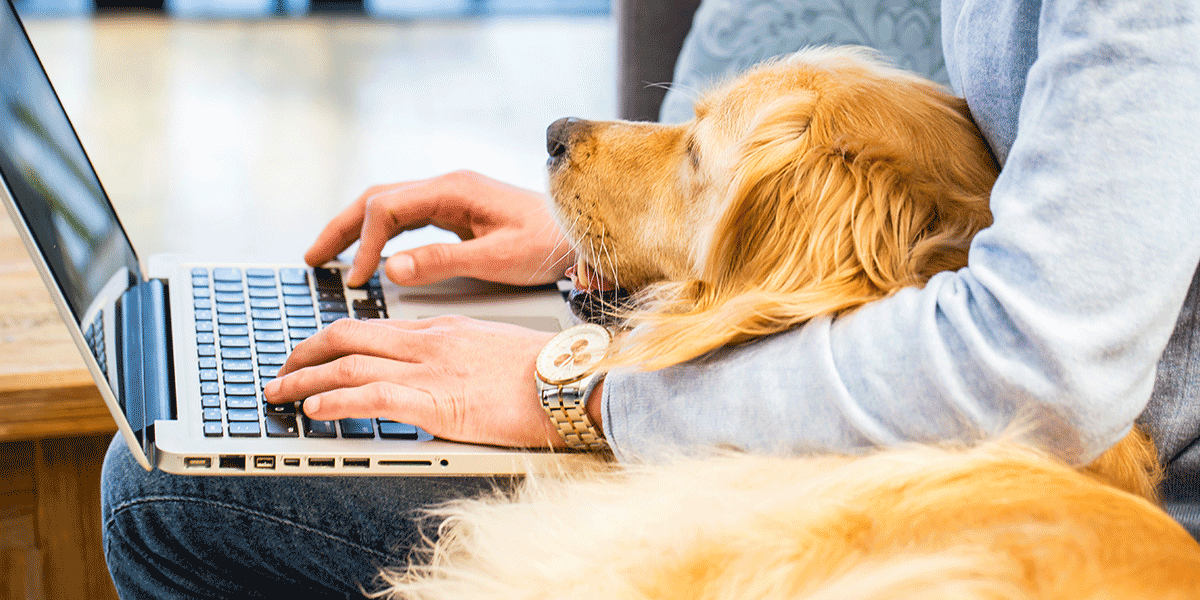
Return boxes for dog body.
[377,47,1200,598]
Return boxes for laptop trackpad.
[418,315,562,333]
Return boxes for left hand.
[262,316,564,449]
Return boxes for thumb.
[384,242,480,286]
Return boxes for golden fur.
[373,47,1200,598]
[548,46,995,370]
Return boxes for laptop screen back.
[0,0,140,323]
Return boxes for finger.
[264,353,419,405]
[382,238,495,286]
[274,318,442,378]
[301,382,440,433]
[347,185,439,287]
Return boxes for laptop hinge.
[117,278,176,462]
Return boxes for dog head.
[547,47,998,369]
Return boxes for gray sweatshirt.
[601,0,1200,481]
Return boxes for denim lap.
[100,435,504,599]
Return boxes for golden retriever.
[372,47,1200,598]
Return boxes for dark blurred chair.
[615,0,702,122]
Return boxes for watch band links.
[541,386,609,453]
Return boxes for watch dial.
[537,324,611,384]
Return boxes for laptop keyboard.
[192,266,420,440]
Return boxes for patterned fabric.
[660,0,946,123]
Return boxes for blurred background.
[15,0,616,262]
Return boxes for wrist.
[585,377,604,437]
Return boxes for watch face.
[536,323,611,385]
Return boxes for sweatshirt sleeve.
[600,0,1200,466]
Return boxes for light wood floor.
[24,14,616,261]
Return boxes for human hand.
[305,170,575,288]
[262,316,567,449]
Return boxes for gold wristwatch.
[535,323,611,452]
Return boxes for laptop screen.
[0,0,140,323]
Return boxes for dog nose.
[547,117,587,159]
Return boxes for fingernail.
[304,395,321,417]
[390,254,415,283]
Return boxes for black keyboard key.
[216,303,246,314]
[213,281,243,293]
[313,267,343,290]
[199,357,217,369]
[288,328,317,341]
[212,268,242,282]
[221,347,253,360]
[287,317,318,329]
[339,418,375,438]
[229,422,261,437]
[379,421,419,439]
[218,314,248,325]
[321,312,349,324]
[257,353,287,366]
[220,336,251,348]
[317,289,345,302]
[250,298,280,309]
[199,369,219,381]
[284,304,314,319]
[354,309,381,320]
[219,325,249,336]
[249,287,279,298]
[280,284,310,297]
[200,382,219,395]
[318,301,347,313]
[202,407,222,421]
[253,319,284,331]
[265,414,299,437]
[227,408,259,421]
[204,422,223,437]
[265,401,296,415]
[201,395,221,408]
[223,371,254,384]
[352,299,383,310]
[256,342,287,354]
[279,268,308,285]
[222,359,253,371]
[225,396,258,409]
[302,416,337,438]
[225,383,258,396]
[255,330,285,342]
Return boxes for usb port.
[219,455,245,470]
[254,456,276,469]
[185,457,211,468]
[282,457,300,467]
[308,458,335,468]
[343,458,369,468]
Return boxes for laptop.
[0,0,583,475]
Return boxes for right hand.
[306,170,575,288]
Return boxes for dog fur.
[372,47,1200,598]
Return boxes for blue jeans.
[100,435,506,599]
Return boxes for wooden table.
[0,215,118,600]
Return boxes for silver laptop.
[0,0,581,475]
